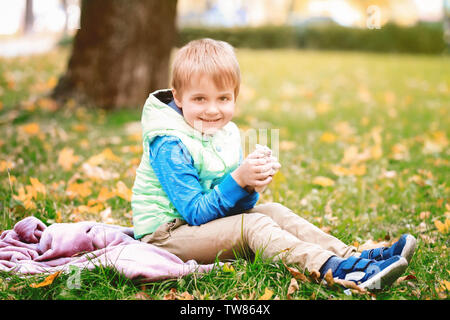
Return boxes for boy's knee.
[252,202,289,214]
[241,213,278,237]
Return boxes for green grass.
[0,48,449,300]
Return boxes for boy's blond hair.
[171,38,240,99]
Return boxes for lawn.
[0,47,449,300]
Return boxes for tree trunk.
[52,0,178,109]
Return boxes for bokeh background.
[0,0,449,56]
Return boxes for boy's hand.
[231,153,273,190]
[231,148,281,192]
[249,146,281,192]
[252,155,281,192]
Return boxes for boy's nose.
[205,104,220,115]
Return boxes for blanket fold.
[0,216,216,281]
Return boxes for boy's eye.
[194,97,205,102]
[220,96,230,101]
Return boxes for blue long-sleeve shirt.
[148,100,259,226]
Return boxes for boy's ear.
[172,89,182,108]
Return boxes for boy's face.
[173,74,236,136]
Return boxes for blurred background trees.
[1,0,447,110]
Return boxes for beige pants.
[140,202,357,272]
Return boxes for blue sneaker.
[360,234,416,263]
[333,255,408,290]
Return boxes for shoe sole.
[359,257,408,290]
[401,235,416,264]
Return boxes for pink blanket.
[0,216,216,281]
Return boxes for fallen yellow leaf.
[87,148,122,166]
[312,176,335,187]
[55,210,62,223]
[320,132,336,143]
[72,123,87,132]
[134,291,151,300]
[341,145,371,164]
[222,263,235,273]
[97,187,116,202]
[331,164,366,177]
[316,101,330,114]
[100,207,114,224]
[163,288,177,300]
[440,280,450,291]
[422,131,448,154]
[309,269,321,283]
[58,147,79,171]
[13,186,36,210]
[370,144,383,159]
[434,219,449,234]
[76,202,105,214]
[20,123,40,135]
[323,269,368,294]
[334,121,355,137]
[178,291,194,300]
[390,143,410,160]
[29,177,46,197]
[258,287,274,300]
[323,269,335,286]
[0,160,14,171]
[46,76,58,89]
[114,181,132,202]
[66,181,92,199]
[283,263,310,283]
[30,271,61,288]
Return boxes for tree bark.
[52,0,178,109]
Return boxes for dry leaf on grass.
[114,181,132,202]
[434,219,450,234]
[287,278,299,300]
[29,271,61,288]
[163,288,194,300]
[394,274,417,286]
[134,291,151,300]
[29,177,46,196]
[323,269,368,295]
[283,262,310,283]
[58,147,80,171]
[87,148,122,166]
[178,291,195,300]
[65,181,92,199]
[312,176,335,187]
[163,288,177,300]
[258,287,274,300]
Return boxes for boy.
[131,38,416,290]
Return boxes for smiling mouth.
[201,118,221,122]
